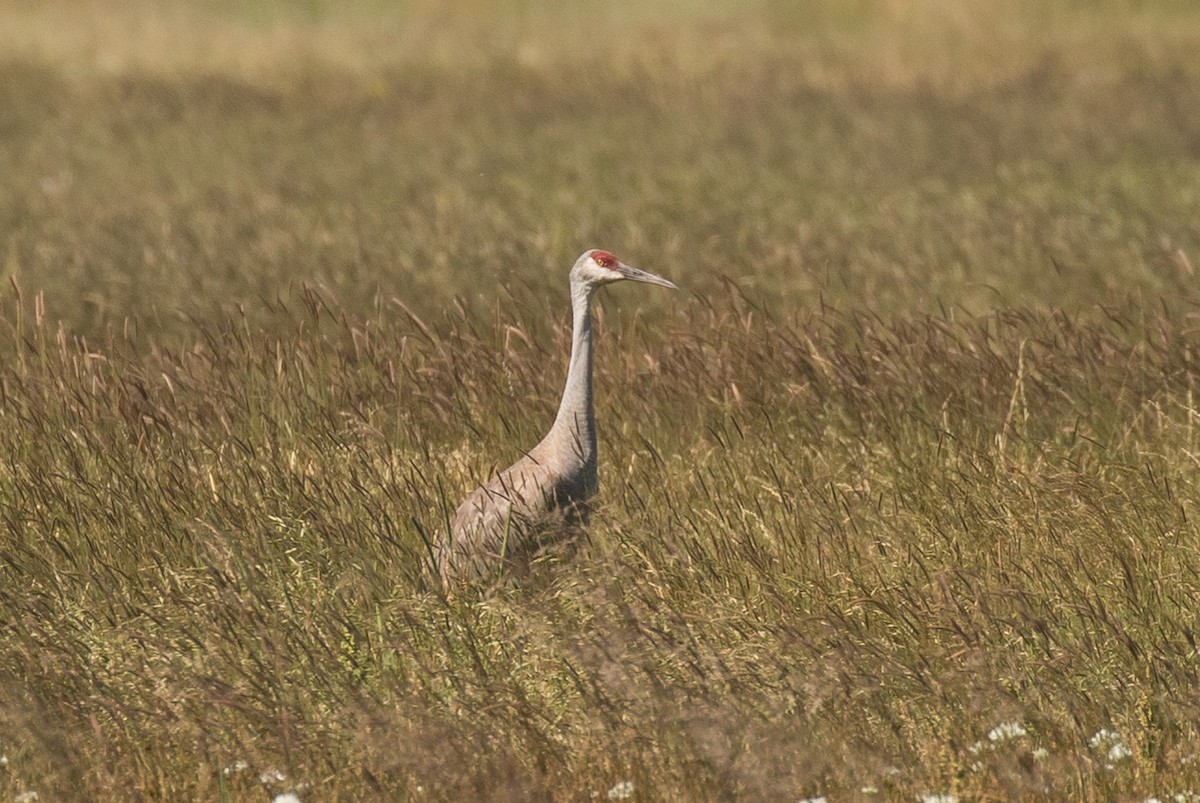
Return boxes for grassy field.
[2,0,1200,800]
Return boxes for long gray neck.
[548,280,597,467]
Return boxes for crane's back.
[437,441,596,585]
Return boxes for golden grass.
[2,0,1200,799]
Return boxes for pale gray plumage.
[436,249,676,587]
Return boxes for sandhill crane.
[435,249,676,587]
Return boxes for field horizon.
[3,1,1200,800]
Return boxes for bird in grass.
[435,249,676,587]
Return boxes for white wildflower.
[14,792,39,803]
[968,740,985,755]
[988,722,1028,742]
[607,780,634,800]
[1175,793,1200,803]
[1108,742,1133,763]
[1089,728,1132,767]
[259,768,287,785]
[1032,747,1049,760]
[0,753,8,767]
[223,759,249,776]
[1089,728,1121,750]
[861,786,879,795]
[798,797,827,803]
[272,794,302,803]
[920,795,957,803]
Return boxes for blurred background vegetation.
[2,0,1198,340]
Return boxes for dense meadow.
[2,0,1200,799]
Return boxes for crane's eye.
[591,250,617,269]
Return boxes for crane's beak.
[616,262,677,289]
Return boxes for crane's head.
[571,249,678,291]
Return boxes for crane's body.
[436,249,675,587]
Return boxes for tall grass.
[2,0,1200,799]
[4,285,1200,798]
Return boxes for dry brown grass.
[2,0,1200,800]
